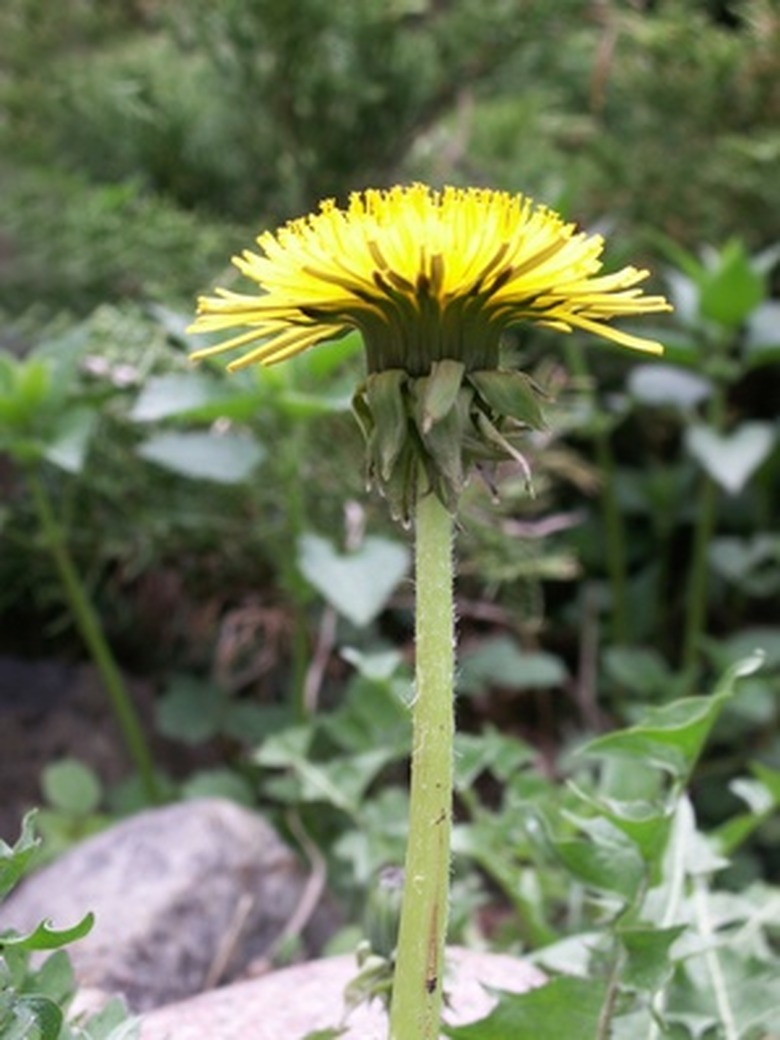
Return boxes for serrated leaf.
[297,533,410,627]
[444,976,608,1039]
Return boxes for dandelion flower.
[189,184,671,518]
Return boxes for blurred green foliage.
[0,2,779,1028]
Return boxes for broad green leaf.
[297,533,410,627]
[12,996,62,1040]
[458,636,568,695]
[627,364,711,409]
[745,300,780,365]
[602,645,672,700]
[136,429,265,483]
[552,816,645,901]
[453,728,534,790]
[42,406,98,474]
[619,925,686,992]
[155,675,225,745]
[583,654,762,780]
[80,997,139,1040]
[567,783,672,865]
[686,422,775,495]
[320,673,410,756]
[41,759,102,815]
[181,769,254,806]
[444,976,609,1039]
[130,373,241,422]
[697,240,766,327]
[0,912,94,952]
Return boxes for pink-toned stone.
[140,947,545,1040]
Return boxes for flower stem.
[681,381,727,677]
[28,471,160,803]
[389,481,455,1040]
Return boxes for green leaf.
[136,430,265,483]
[155,676,225,745]
[583,654,762,780]
[444,976,609,1039]
[627,363,711,409]
[685,422,775,495]
[42,406,98,474]
[619,925,686,992]
[567,784,672,866]
[697,240,766,327]
[1,912,94,952]
[552,818,645,900]
[41,759,102,815]
[297,534,410,627]
[469,370,547,429]
[0,812,41,900]
[12,996,62,1040]
[129,372,242,422]
[181,769,254,806]
[453,728,534,790]
[258,735,398,815]
[79,997,138,1040]
[458,636,568,695]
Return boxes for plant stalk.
[28,471,160,803]
[389,480,455,1040]
[681,380,727,676]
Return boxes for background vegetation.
[1,1,779,1037]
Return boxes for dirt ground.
[0,655,160,842]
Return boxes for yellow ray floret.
[189,184,671,372]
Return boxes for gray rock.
[139,948,546,1040]
[1,798,338,1011]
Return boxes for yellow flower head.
[189,184,671,519]
[190,183,669,376]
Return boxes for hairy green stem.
[389,482,455,1040]
[28,471,160,803]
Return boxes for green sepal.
[468,369,547,430]
[364,370,409,481]
[381,439,419,525]
[411,381,472,509]
[418,359,465,433]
